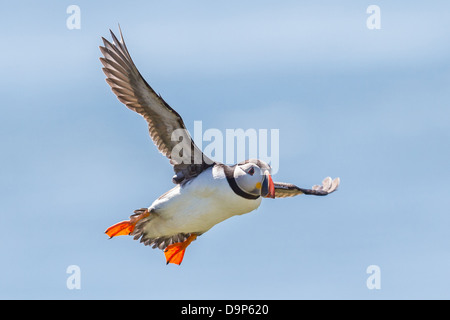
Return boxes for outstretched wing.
[274,177,340,198]
[99,27,214,183]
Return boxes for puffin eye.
[247,167,255,176]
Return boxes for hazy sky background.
[1,1,450,299]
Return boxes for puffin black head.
[233,159,275,199]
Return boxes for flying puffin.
[100,27,340,265]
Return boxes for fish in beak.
[261,171,275,198]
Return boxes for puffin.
[100,27,340,265]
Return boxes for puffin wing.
[274,177,340,198]
[99,27,214,183]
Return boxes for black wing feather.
[274,177,340,198]
[99,27,214,183]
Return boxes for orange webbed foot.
[105,220,135,238]
[105,209,150,239]
[164,234,197,265]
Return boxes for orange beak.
[261,172,275,199]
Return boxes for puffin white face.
[234,162,275,198]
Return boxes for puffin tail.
[105,208,150,239]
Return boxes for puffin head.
[234,159,275,199]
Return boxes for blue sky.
[1,0,450,299]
